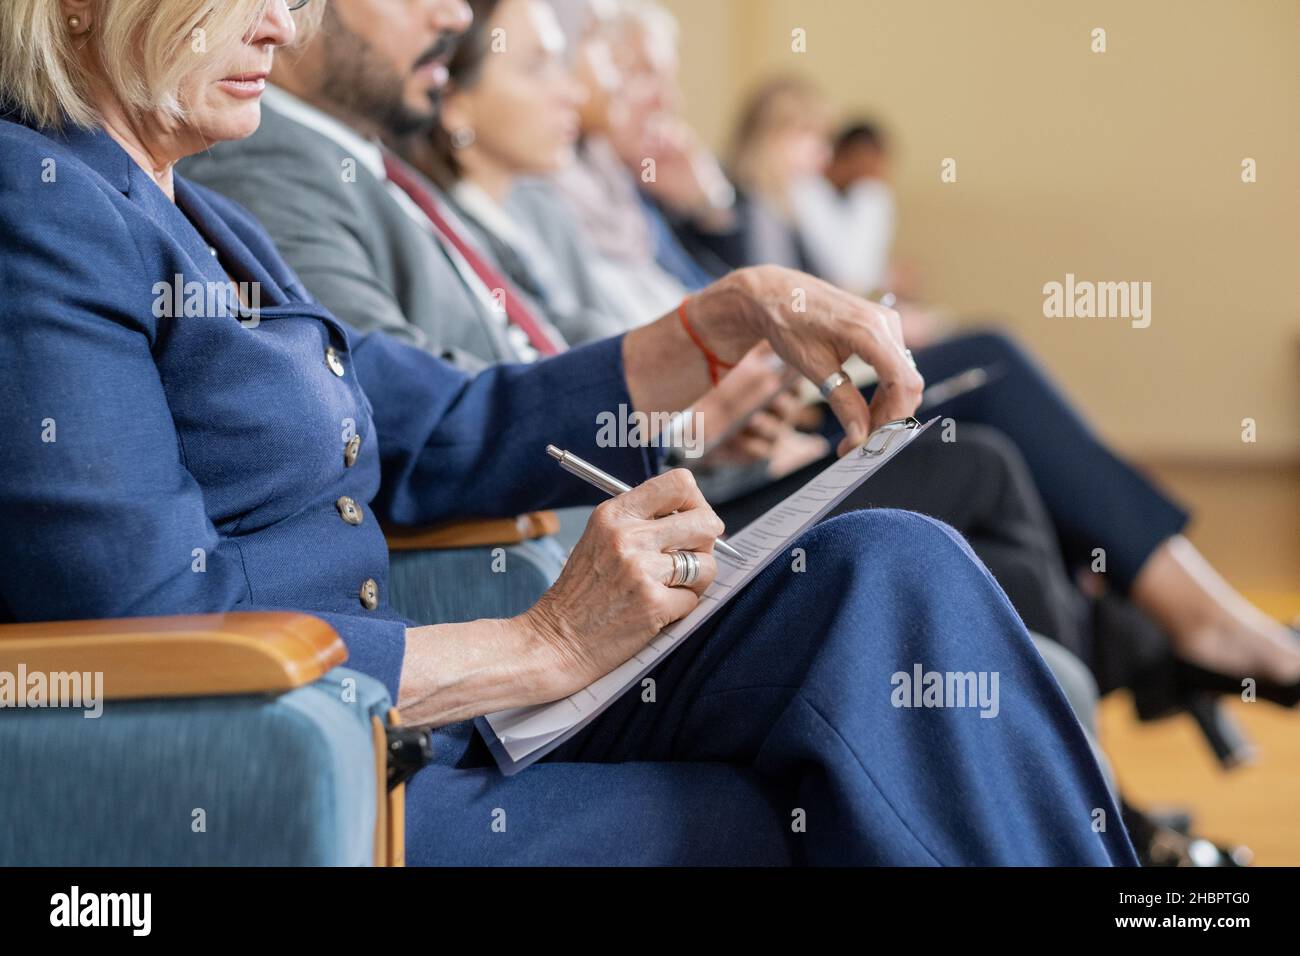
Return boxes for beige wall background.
[661,0,1299,461]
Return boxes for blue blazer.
[0,115,656,701]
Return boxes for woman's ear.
[60,0,94,34]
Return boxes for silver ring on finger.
[819,370,849,401]
[667,550,700,588]
[667,550,689,588]
[903,348,916,369]
[681,550,700,587]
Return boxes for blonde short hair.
[0,0,321,129]
[729,76,833,211]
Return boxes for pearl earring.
[68,15,81,29]
[451,127,476,149]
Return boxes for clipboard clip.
[860,417,922,457]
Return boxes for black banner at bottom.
[0,864,1284,941]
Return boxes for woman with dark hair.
[400,0,634,349]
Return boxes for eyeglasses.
[287,0,312,10]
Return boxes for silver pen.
[546,445,745,562]
[920,363,1004,409]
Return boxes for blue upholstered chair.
[0,510,564,866]
[384,509,568,625]
[0,613,409,866]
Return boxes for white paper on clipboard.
[476,416,936,774]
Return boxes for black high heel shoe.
[1169,659,1300,709]
[1090,595,1300,707]
[1090,593,1276,769]
[1122,801,1253,867]
[1126,658,1261,768]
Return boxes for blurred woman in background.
[400,0,629,348]
[727,76,834,271]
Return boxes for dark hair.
[422,0,503,189]
[833,121,887,156]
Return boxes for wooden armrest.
[0,612,345,701]
[383,510,560,552]
[372,707,407,867]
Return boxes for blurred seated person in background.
[731,87,943,344]
[600,0,740,282]
[819,119,947,346]
[799,120,896,299]
[542,0,690,323]
[820,120,929,305]
[726,75,831,273]
[399,0,652,361]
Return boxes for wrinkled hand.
[520,469,721,700]
[686,343,790,460]
[707,383,806,465]
[706,266,924,455]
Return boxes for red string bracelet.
[677,297,735,386]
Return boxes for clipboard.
[477,416,936,774]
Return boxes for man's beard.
[318,7,451,138]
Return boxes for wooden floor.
[1097,461,1299,865]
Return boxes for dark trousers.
[405,510,1136,865]
[718,424,1093,661]
[822,330,1190,588]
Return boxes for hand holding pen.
[548,445,745,564]
[507,464,726,706]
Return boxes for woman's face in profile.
[446,0,584,177]
[166,1,296,152]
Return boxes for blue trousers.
[843,330,1190,588]
[403,510,1137,865]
